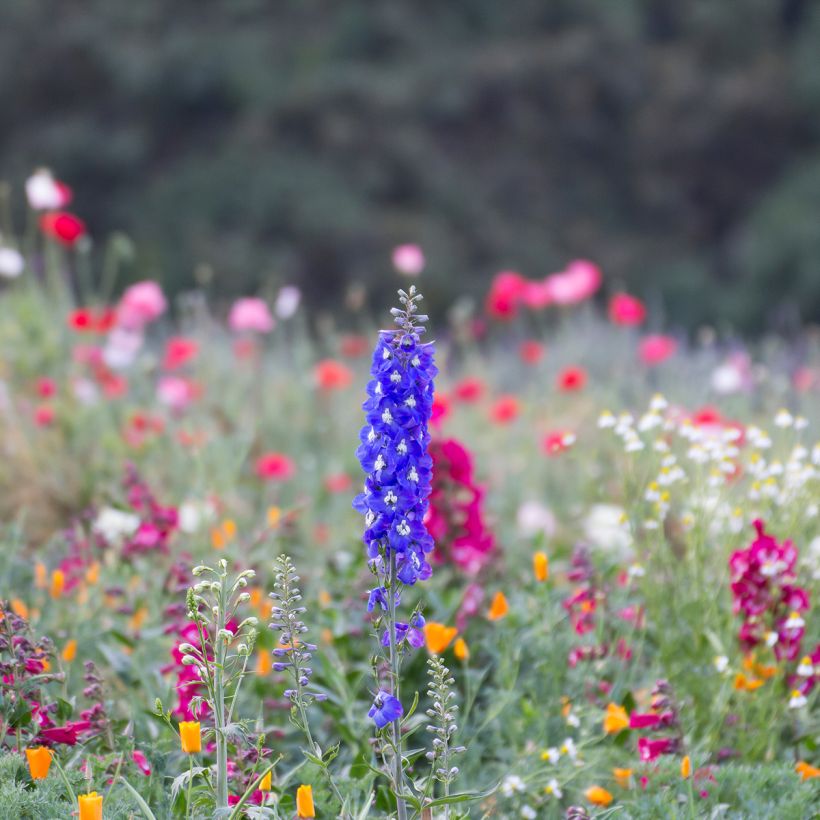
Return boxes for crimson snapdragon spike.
[729,519,809,661]
[353,287,436,817]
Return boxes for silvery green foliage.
[425,656,465,787]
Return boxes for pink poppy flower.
[639,334,677,366]
[117,281,167,329]
[229,297,274,333]
[392,244,425,276]
[608,293,646,326]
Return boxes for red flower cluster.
[729,520,809,661]
[426,437,495,575]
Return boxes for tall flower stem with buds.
[269,554,347,815]
[183,560,258,812]
[354,287,437,818]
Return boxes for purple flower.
[368,690,404,728]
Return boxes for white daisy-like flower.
[545,778,563,799]
[789,690,807,709]
[714,655,729,673]
[774,409,794,428]
[501,774,526,798]
[541,747,560,764]
[797,656,815,677]
[785,612,805,630]
[521,806,537,819]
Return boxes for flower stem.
[388,550,407,820]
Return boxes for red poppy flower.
[489,395,520,424]
[639,335,677,366]
[40,212,86,246]
[324,473,352,493]
[255,452,295,481]
[557,366,587,392]
[519,340,545,365]
[36,377,57,398]
[431,393,451,426]
[340,334,369,358]
[163,337,199,370]
[34,405,55,427]
[314,359,353,391]
[542,430,575,455]
[67,306,115,333]
[454,377,485,403]
[608,293,647,326]
[485,271,528,319]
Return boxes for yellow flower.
[259,769,272,791]
[487,591,509,621]
[454,637,469,661]
[681,755,691,779]
[612,767,632,788]
[585,785,614,807]
[61,639,77,662]
[25,746,53,780]
[49,570,65,599]
[533,551,549,582]
[296,784,315,818]
[179,721,202,754]
[423,622,457,654]
[796,760,820,780]
[78,791,103,820]
[603,702,629,734]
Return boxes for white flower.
[583,504,632,556]
[714,655,729,673]
[765,631,779,648]
[774,409,794,429]
[521,806,537,819]
[0,246,24,278]
[26,168,71,210]
[501,774,526,798]
[545,778,563,799]
[711,363,744,395]
[628,563,645,578]
[649,393,668,412]
[103,328,144,370]
[542,747,560,764]
[516,501,556,539]
[789,690,807,709]
[797,657,815,677]
[92,507,140,544]
[559,738,577,760]
[566,712,580,728]
[274,285,301,319]
[785,612,805,630]
[598,410,616,429]
[178,500,216,534]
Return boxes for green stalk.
[388,551,407,820]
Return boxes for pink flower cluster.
[485,260,602,319]
[630,679,682,762]
[121,464,179,557]
[425,437,495,575]
[729,520,809,661]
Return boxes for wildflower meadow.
[1,171,820,819]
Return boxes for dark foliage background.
[2,0,820,331]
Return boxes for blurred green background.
[2,0,820,332]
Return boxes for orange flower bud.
[533,551,549,582]
[61,639,77,662]
[49,569,65,599]
[454,637,469,661]
[259,769,272,791]
[612,767,632,788]
[25,746,53,780]
[681,755,691,779]
[487,591,509,621]
[179,721,202,754]
[78,791,103,820]
[296,784,315,818]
